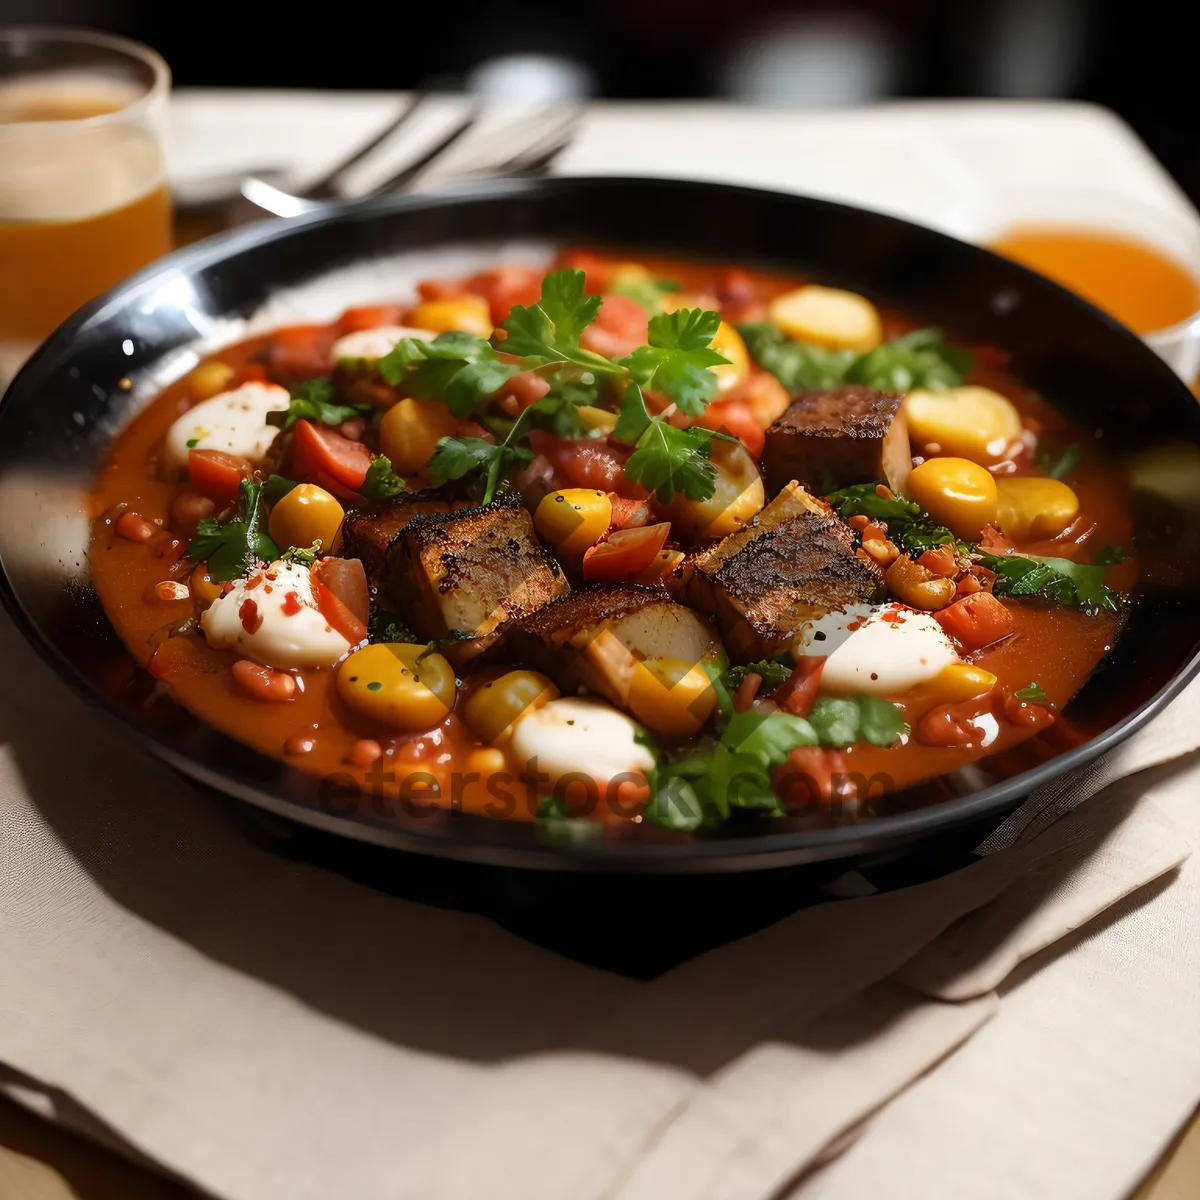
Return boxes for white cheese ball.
[509,697,656,786]
[331,324,435,366]
[200,560,351,669]
[818,604,959,696]
[164,382,290,475]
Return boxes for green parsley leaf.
[738,322,858,389]
[624,409,718,503]
[1038,442,1082,480]
[807,695,908,749]
[642,777,707,831]
[825,482,961,554]
[185,437,200,449]
[359,455,407,501]
[610,271,682,315]
[427,406,535,504]
[279,542,320,568]
[721,658,794,693]
[847,328,972,392]
[1014,682,1050,703]
[499,269,616,374]
[978,552,1124,615]
[368,608,417,644]
[612,383,654,444]
[186,478,278,581]
[262,474,297,505]
[277,377,371,430]
[621,307,729,415]
[378,331,521,417]
[1094,545,1129,565]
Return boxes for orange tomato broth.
[88,255,1134,826]
[989,226,1200,336]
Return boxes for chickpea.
[115,511,155,542]
[347,738,383,766]
[147,580,190,605]
[661,439,764,541]
[190,360,236,401]
[267,483,345,556]
[884,555,958,611]
[534,489,613,557]
[461,670,559,744]
[408,295,493,338]
[379,397,458,475]
[231,660,297,702]
[284,736,317,756]
[995,476,1080,541]
[905,457,999,541]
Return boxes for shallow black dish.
[3,176,1200,873]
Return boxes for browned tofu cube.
[384,496,569,655]
[494,585,724,725]
[762,386,911,496]
[680,490,884,662]
[339,492,469,592]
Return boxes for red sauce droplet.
[281,591,303,616]
[239,598,263,634]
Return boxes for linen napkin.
[2,597,1197,1200]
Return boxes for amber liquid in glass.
[0,83,172,341]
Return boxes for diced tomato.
[312,557,369,645]
[187,449,251,508]
[527,430,646,498]
[461,267,545,326]
[978,523,1015,555]
[557,250,612,293]
[336,305,404,335]
[916,544,958,578]
[291,419,373,491]
[717,266,757,305]
[696,398,766,458]
[609,495,653,529]
[266,324,331,381]
[580,293,649,360]
[772,656,825,716]
[234,362,269,384]
[503,369,552,412]
[773,747,854,811]
[583,523,670,583]
[935,591,1015,651]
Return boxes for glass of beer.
[0,27,171,379]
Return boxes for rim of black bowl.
[4,174,1200,873]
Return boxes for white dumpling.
[164,382,289,474]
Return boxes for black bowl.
[3,176,1200,874]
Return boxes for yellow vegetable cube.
[906,457,999,541]
[767,285,882,352]
[379,397,457,476]
[336,643,456,731]
[408,296,493,338]
[996,476,1080,541]
[534,488,613,557]
[710,320,750,392]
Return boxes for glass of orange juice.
[976,188,1200,383]
[0,27,171,381]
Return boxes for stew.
[89,252,1135,832]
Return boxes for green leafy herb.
[825,482,961,554]
[185,437,200,449]
[427,409,534,504]
[721,658,794,694]
[359,455,407,501]
[739,322,970,393]
[276,377,371,430]
[978,552,1123,615]
[1094,545,1129,565]
[620,387,718,503]
[847,328,972,392]
[806,695,908,749]
[186,478,278,581]
[610,272,682,314]
[263,474,297,505]
[499,269,617,373]
[1014,682,1049,703]
[368,608,417,644]
[1038,442,1082,480]
[378,331,521,417]
[621,308,729,415]
[279,542,320,568]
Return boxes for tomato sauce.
[89,254,1135,826]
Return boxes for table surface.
[4,93,1200,1200]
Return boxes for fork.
[236,100,580,220]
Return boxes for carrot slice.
[935,591,1015,651]
[312,558,369,645]
[291,419,373,491]
[187,449,251,508]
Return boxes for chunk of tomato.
[312,557,369,645]
[187,448,251,508]
[582,523,670,583]
[336,305,404,335]
[527,430,646,497]
[291,419,373,492]
[695,398,766,458]
[266,324,332,381]
[935,591,1015,652]
[580,293,649,359]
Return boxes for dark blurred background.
[4,0,1198,200]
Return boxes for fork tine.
[503,111,581,173]
[367,103,484,195]
[303,93,430,199]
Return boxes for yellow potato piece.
[336,643,456,731]
[266,483,345,555]
[534,488,613,557]
[379,397,457,475]
[996,476,1080,541]
[710,320,750,392]
[931,663,998,703]
[767,285,882,352]
[662,440,764,541]
[904,386,1023,465]
[906,456,999,541]
[461,670,559,745]
[408,295,493,338]
[627,656,718,739]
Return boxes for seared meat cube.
[494,586,724,721]
[762,386,911,496]
[680,495,884,662]
[339,492,468,591]
[384,496,569,654]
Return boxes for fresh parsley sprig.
[826,482,963,554]
[275,378,371,431]
[186,478,278,582]
[978,551,1123,615]
[621,308,729,415]
[613,383,719,503]
[378,331,522,417]
[359,456,406,501]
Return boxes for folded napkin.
[2,600,1198,1200]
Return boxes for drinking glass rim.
[0,25,170,138]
